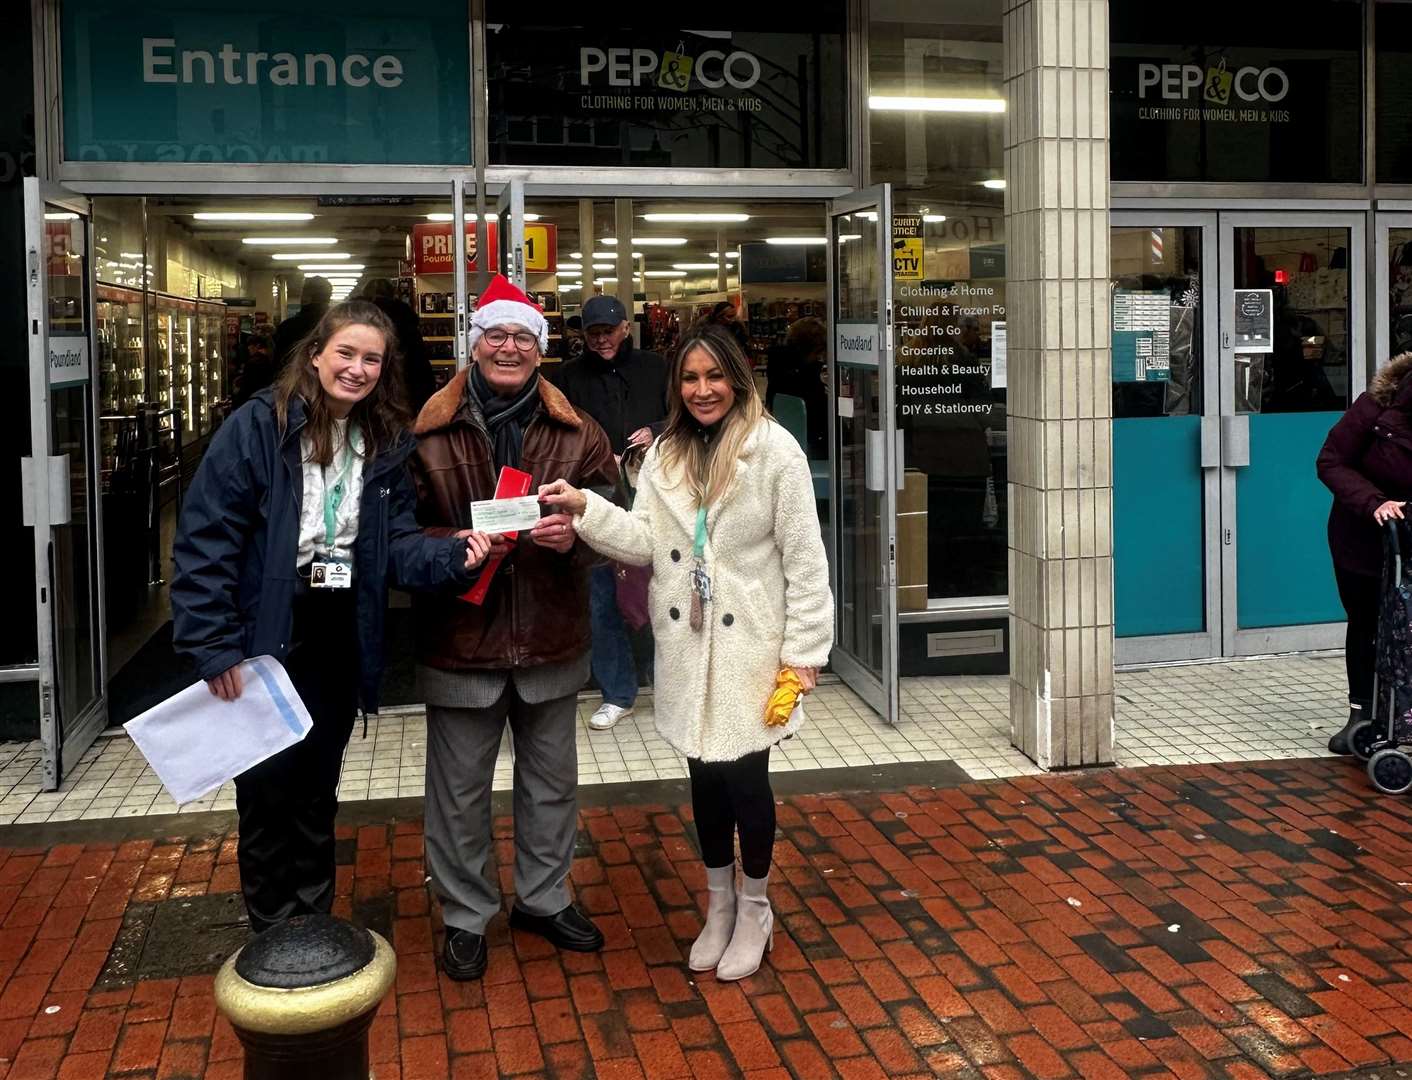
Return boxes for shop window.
[1110,1,1363,184]
[485,0,848,169]
[1377,2,1412,183]
[869,1,1008,603]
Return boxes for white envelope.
[123,655,313,805]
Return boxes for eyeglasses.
[483,328,539,352]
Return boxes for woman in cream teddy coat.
[540,323,833,982]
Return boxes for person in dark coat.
[1316,351,1412,752]
[363,278,436,414]
[764,316,828,460]
[551,294,669,732]
[270,276,333,377]
[171,299,486,934]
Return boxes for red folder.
[460,466,534,606]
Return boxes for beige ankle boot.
[689,864,737,972]
[715,871,773,981]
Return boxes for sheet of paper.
[123,655,312,805]
[471,495,542,533]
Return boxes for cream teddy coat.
[575,419,834,762]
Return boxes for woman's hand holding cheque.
[539,479,589,518]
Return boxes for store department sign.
[485,2,847,169]
[60,0,471,165]
[1110,3,1362,183]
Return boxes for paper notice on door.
[991,321,1007,389]
[837,395,855,419]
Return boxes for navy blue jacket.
[171,390,472,712]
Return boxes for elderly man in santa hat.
[408,275,617,980]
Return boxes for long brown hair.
[274,300,409,465]
[656,323,767,506]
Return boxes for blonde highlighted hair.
[657,323,766,507]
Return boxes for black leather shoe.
[509,904,604,952]
[442,928,487,981]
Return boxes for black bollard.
[213,914,397,1080]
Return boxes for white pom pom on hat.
[469,274,549,353]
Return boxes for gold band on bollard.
[213,930,397,1036]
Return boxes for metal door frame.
[1218,211,1366,656]
[826,184,898,726]
[23,177,108,791]
[1110,212,1223,665]
[496,179,527,290]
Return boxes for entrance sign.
[892,215,923,281]
[48,338,90,387]
[60,0,471,164]
[485,2,848,169]
[1109,3,1362,183]
[835,322,880,367]
[1232,289,1274,353]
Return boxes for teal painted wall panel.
[1113,417,1206,638]
[1235,412,1341,629]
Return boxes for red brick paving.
[0,760,1406,1076]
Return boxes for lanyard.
[322,427,359,552]
[693,505,708,562]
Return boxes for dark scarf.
[469,367,541,470]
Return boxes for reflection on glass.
[44,207,100,728]
[869,1,1007,603]
[1110,227,1203,419]
[1232,227,1349,415]
[1389,229,1412,358]
[833,210,883,672]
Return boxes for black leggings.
[688,748,775,879]
[1335,564,1379,706]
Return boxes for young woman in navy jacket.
[172,300,488,932]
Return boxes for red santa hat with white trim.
[469,274,549,353]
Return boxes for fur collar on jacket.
[412,367,582,436]
[1371,352,1412,405]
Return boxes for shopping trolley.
[1349,518,1412,793]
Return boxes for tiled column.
[1003,0,1114,768]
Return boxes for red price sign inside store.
[412,222,558,275]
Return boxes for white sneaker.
[589,703,633,731]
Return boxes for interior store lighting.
[193,212,314,222]
[837,234,862,242]
[982,179,1007,189]
[558,284,581,292]
[44,212,79,221]
[868,95,1005,113]
[673,263,725,271]
[272,252,351,261]
[592,252,643,260]
[601,237,687,246]
[765,237,827,246]
[120,252,144,259]
[242,237,337,246]
[707,252,740,259]
[643,270,686,278]
[641,213,749,223]
[923,215,947,223]
[569,251,583,259]
[299,263,366,272]
[592,263,615,271]
[558,262,583,271]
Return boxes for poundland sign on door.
[61,0,470,164]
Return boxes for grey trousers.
[424,684,579,935]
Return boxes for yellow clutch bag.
[764,668,804,727]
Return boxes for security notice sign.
[892,214,923,281]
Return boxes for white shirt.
[296,418,365,568]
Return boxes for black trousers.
[234,590,358,934]
[1335,564,1379,706]
[688,748,775,879]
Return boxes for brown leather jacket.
[409,369,616,671]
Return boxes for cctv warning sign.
[892,214,923,281]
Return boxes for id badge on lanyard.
[312,435,355,589]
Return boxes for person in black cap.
[552,294,669,731]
